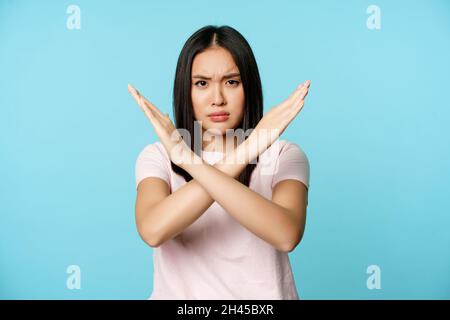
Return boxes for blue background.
[1,0,449,299]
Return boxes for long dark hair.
[171,25,263,187]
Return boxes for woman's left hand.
[128,84,196,166]
[245,80,311,160]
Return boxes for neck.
[202,134,238,153]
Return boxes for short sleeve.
[135,142,171,190]
[271,141,310,190]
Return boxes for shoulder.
[137,141,170,161]
[264,139,310,190]
[263,139,309,162]
[135,141,172,190]
[282,139,308,162]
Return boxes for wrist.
[238,136,259,164]
[215,140,251,178]
[178,151,203,172]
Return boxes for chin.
[202,122,230,135]
[204,126,227,135]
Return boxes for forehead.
[191,47,239,76]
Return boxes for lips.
[208,111,230,122]
[208,111,230,117]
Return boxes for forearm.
[183,158,298,252]
[143,147,248,246]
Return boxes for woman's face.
[191,46,245,136]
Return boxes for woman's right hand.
[245,80,310,160]
[128,84,196,166]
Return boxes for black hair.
[171,25,263,187]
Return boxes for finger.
[291,92,307,114]
[285,83,305,105]
[291,99,306,116]
[296,100,305,111]
[138,96,156,122]
[304,79,311,88]
[141,96,166,119]
[129,84,154,116]
[129,84,168,121]
[128,84,141,103]
[291,83,310,108]
[293,80,310,98]
[283,80,310,107]
[128,84,167,124]
[298,85,309,102]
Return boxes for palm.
[251,80,310,152]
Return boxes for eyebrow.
[192,72,241,80]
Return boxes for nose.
[212,83,226,106]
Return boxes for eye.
[226,80,240,87]
[195,80,207,87]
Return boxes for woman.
[129,25,311,300]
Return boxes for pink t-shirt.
[135,139,310,300]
